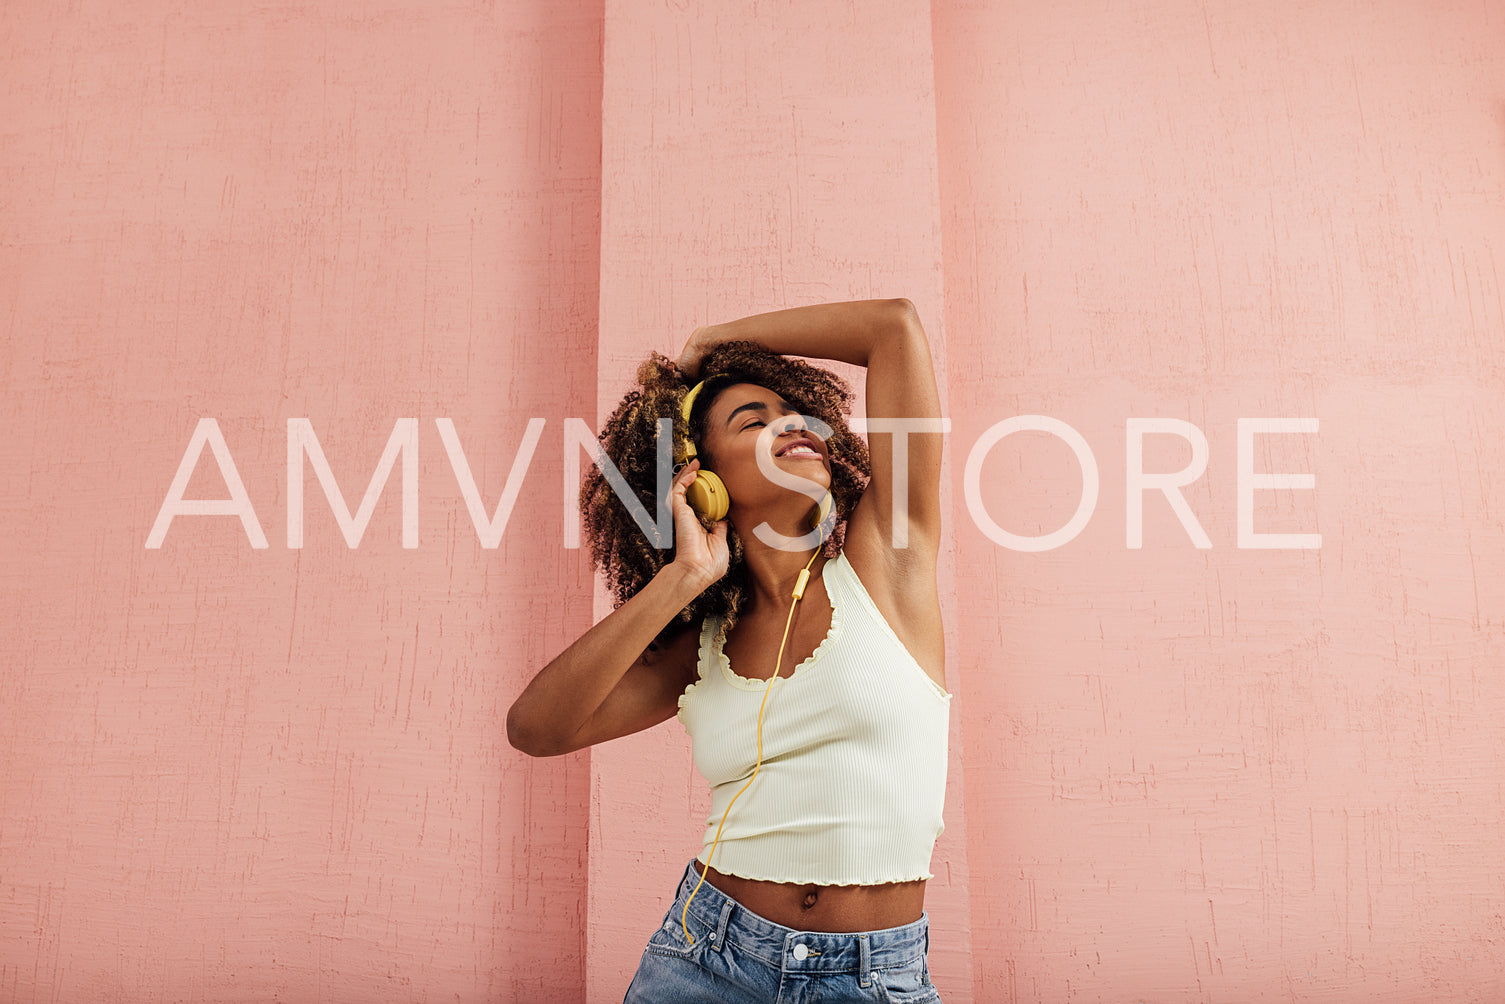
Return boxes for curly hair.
[579,340,871,648]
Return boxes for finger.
[670,471,698,513]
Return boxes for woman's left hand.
[675,325,712,381]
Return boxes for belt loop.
[858,933,872,987]
[711,896,734,953]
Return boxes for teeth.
[782,445,818,457]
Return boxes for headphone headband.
[681,379,708,424]
[677,379,710,464]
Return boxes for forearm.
[693,298,916,370]
[506,562,707,755]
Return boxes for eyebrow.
[723,398,794,429]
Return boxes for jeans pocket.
[643,911,702,961]
[871,956,942,1004]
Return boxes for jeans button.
[792,943,809,961]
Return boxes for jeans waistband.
[669,858,930,973]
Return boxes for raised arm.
[678,298,944,556]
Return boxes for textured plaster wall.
[587,1,973,1001]
[2,0,1503,1002]
[1,2,602,1001]
[933,0,1505,1000]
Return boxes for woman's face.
[697,382,832,514]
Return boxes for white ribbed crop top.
[675,549,952,885]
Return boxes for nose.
[772,420,826,460]
[774,422,821,450]
[774,411,810,436]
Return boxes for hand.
[668,460,728,589]
[675,326,713,382]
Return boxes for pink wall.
[588,2,974,1000]
[4,1,1504,1002]
[1,1,602,1001]
[933,0,1505,1000]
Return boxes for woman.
[507,298,950,1003]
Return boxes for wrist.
[661,560,715,602]
[693,322,731,359]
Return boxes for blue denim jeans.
[622,859,943,1004]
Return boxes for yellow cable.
[681,543,822,944]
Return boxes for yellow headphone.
[675,376,833,943]
[676,380,731,521]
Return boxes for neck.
[731,511,830,610]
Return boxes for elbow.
[506,700,561,758]
[886,298,924,338]
[505,709,539,756]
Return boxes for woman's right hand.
[669,460,729,590]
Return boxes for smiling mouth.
[776,438,822,459]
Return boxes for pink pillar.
[1,2,601,1001]
[932,0,1505,999]
[590,1,972,1001]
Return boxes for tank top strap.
[695,614,720,681]
[822,548,852,599]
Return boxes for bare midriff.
[696,860,926,933]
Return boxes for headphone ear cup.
[685,469,730,522]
